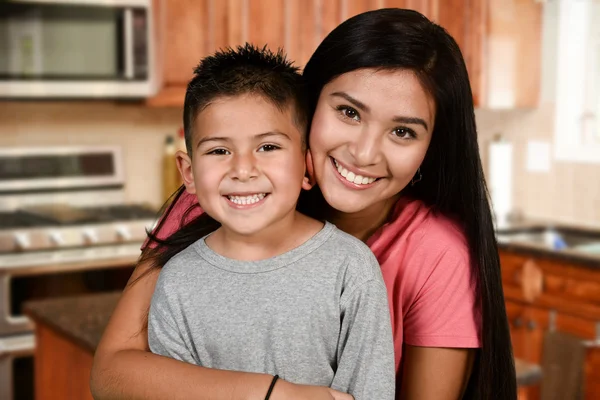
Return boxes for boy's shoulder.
[321,223,382,283]
[159,238,205,281]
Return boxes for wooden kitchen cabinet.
[500,248,600,399]
[148,0,541,108]
[149,0,345,106]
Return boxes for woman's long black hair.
[300,8,515,399]
[141,8,515,399]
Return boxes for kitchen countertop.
[24,292,121,353]
[24,292,542,387]
[496,219,600,268]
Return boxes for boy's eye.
[258,144,280,152]
[392,127,417,140]
[337,105,360,122]
[207,148,230,155]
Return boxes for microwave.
[0,0,156,99]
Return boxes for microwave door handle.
[123,8,134,79]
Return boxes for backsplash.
[0,102,181,209]
[0,101,598,225]
[476,104,600,227]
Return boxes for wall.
[0,102,181,209]
[477,105,600,228]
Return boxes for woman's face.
[309,68,436,215]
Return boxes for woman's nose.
[347,128,383,167]
[229,152,259,182]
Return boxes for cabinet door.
[150,0,229,105]
[483,0,542,107]
[161,0,228,87]
[524,306,550,364]
[506,300,528,360]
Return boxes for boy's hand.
[328,388,354,400]
[271,379,354,400]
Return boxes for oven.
[0,146,156,400]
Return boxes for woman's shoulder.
[368,198,469,256]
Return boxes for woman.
[91,8,516,400]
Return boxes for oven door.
[0,246,137,336]
[0,0,156,98]
[0,333,35,400]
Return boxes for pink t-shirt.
[147,191,482,372]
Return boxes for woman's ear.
[302,149,316,191]
[175,150,197,194]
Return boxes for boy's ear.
[175,150,197,194]
[302,149,316,191]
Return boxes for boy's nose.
[229,153,259,182]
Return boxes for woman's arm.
[399,346,475,400]
[90,260,351,400]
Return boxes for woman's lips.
[330,157,380,190]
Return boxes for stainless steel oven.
[0,0,156,98]
[0,146,157,400]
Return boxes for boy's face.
[177,94,311,237]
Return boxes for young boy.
[148,44,395,400]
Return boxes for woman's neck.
[326,195,400,242]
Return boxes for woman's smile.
[330,157,381,189]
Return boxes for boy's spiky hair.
[183,43,309,155]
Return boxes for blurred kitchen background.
[0,0,599,399]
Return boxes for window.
[554,0,600,162]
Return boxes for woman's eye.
[337,106,360,122]
[258,144,280,152]
[392,127,416,140]
[207,148,230,155]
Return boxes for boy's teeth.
[333,159,376,185]
[227,193,266,205]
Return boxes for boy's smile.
[177,93,311,241]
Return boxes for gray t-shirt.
[148,222,395,400]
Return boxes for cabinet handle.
[521,259,544,303]
[527,320,537,330]
[513,318,524,328]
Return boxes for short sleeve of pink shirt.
[142,191,202,249]
[367,197,482,371]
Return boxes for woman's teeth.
[333,159,377,185]
[227,193,266,205]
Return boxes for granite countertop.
[496,218,600,268]
[24,292,121,353]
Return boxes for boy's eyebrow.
[196,131,292,148]
[331,92,370,112]
[255,131,292,141]
[332,91,429,130]
[196,136,230,148]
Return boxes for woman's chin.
[320,189,373,214]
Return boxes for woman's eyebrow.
[331,91,429,130]
[330,92,370,112]
[392,116,428,130]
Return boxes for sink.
[496,225,600,254]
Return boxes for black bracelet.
[264,374,279,400]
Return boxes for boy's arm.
[147,271,197,364]
[91,259,350,400]
[330,260,396,400]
